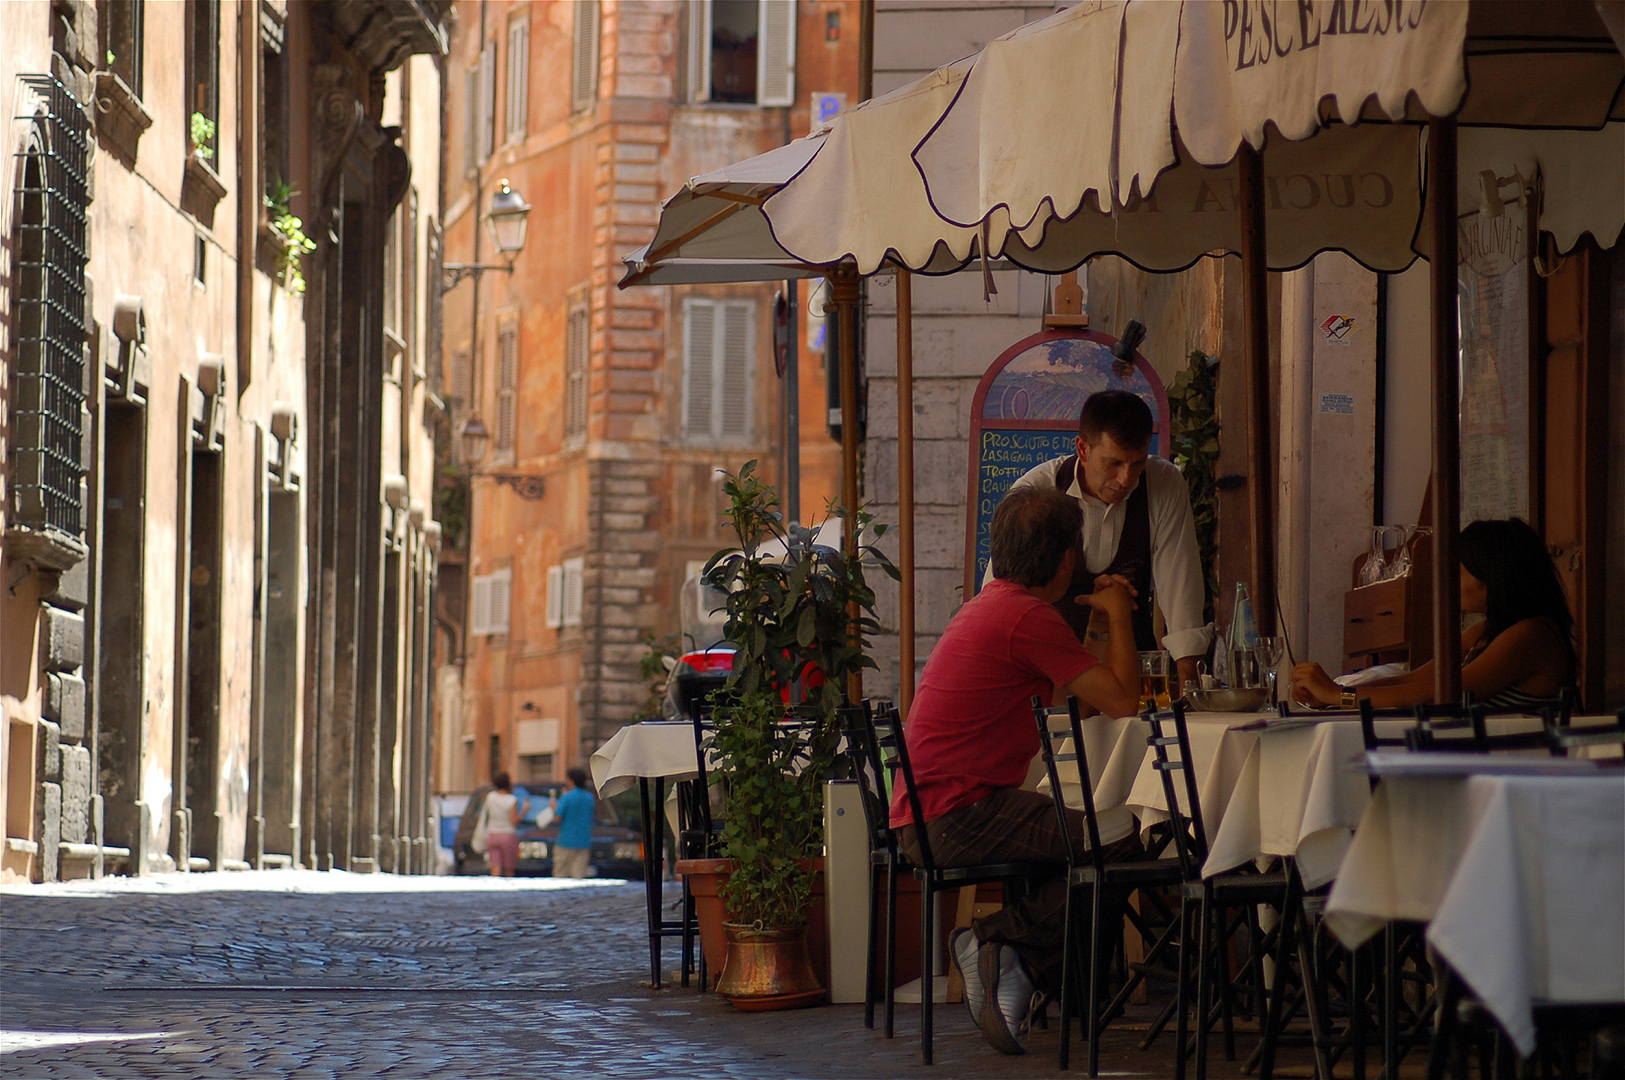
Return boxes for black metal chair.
[1032,695,1184,1074]
[1146,701,1288,1080]
[834,700,903,1035]
[869,699,1052,1065]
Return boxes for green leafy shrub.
[264,179,316,294]
[189,112,216,161]
[702,461,895,929]
[1168,351,1221,624]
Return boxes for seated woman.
[1292,518,1575,712]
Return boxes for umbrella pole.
[833,267,863,704]
[1238,145,1278,639]
[1427,116,1462,704]
[896,268,916,719]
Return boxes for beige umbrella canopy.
[912,0,1625,702]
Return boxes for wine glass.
[1357,526,1387,587]
[1256,636,1286,710]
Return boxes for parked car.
[441,784,645,880]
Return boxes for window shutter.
[545,565,564,628]
[571,0,600,113]
[756,0,796,107]
[479,41,496,162]
[683,299,716,439]
[562,557,586,627]
[496,325,518,451]
[687,0,712,102]
[566,305,588,442]
[490,569,511,635]
[463,65,478,174]
[506,18,528,142]
[471,575,492,636]
[719,301,753,439]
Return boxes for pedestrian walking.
[549,768,596,879]
[480,773,521,877]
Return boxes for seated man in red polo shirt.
[890,484,1141,1056]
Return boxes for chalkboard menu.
[964,330,1169,595]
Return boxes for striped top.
[1464,617,1574,715]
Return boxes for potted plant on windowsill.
[686,461,894,1009]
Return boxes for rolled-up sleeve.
[1147,459,1211,660]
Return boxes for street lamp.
[485,179,531,257]
[459,413,544,500]
[442,179,533,292]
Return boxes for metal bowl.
[1186,687,1270,712]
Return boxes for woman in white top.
[482,772,521,877]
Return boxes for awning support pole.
[1238,144,1278,639]
[896,268,916,719]
[1428,116,1462,704]
[832,268,863,705]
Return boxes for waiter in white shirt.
[1003,390,1209,693]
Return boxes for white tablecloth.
[1046,711,1265,846]
[590,722,700,800]
[1324,773,1625,1055]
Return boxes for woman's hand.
[1290,662,1342,707]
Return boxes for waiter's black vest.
[1054,456,1157,650]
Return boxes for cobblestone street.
[2,873,1315,1079]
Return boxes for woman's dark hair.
[493,772,513,792]
[1458,518,1575,670]
[991,486,1082,587]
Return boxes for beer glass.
[1138,650,1174,711]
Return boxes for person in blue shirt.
[550,768,596,878]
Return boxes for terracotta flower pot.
[675,856,831,992]
[714,922,826,1010]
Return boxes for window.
[683,298,754,442]
[562,557,585,627]
[262,8,290,204]
[105,0,145,99]
[8,78,90,541]
[571,0,600,113]
[505,16,529,143]
[186,0,219,157]
[687,1,795,106]
[463,41,494,176]
[479,40,496,162]
[545,565,564,628]
[496,323,517,452]
[462,65,478,175]
[470,569,512,636]
[565,304,588,443]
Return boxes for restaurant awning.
[907,0,1625,703]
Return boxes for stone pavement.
[1,872,1324,1079]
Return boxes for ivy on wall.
[1169,351,1221,626]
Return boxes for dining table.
[1323,758,1625,1057]
[590,720,704,988]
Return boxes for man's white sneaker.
[974,941,1036,1055]
[950,927,984,1029]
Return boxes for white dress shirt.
[1005,454,1210,661]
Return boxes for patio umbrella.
[912,0,1625,702]
[619,64,1008,715]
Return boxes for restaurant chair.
[835,700,903,1035]
[1033,695,1184,1075]
[1146,701,1289,1080]
[1547,713,1625,758]
[870,699,1052,1065]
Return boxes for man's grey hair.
[991,486,1082,588]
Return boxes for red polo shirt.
[889,579,1097,827]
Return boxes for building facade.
[437,0,856,795]
[1,0,449,881]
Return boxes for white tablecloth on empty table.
[590,722,701,799]
[1324,772,1625,1056]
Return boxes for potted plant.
[689,461,894,1009]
